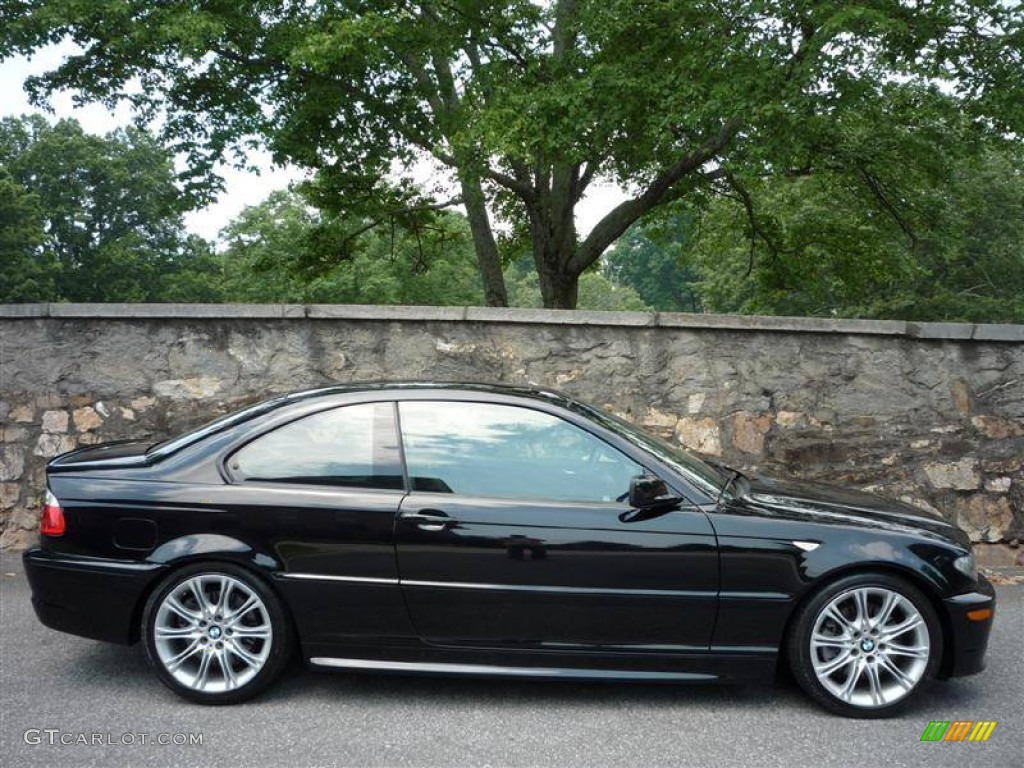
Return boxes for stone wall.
[1,304,1022,561]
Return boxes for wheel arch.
[779,562,955,678]
[130,536,291,645]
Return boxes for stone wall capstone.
[1,304,1022,561]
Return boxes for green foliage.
[219,190,482,306]
[603,209,703,312]
[0,114,220,302]
[7,1,1021,307]
[689,143,1024,323]
[0,168,55,301]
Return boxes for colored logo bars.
[920,721,997,742]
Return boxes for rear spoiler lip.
[46,439,159,473]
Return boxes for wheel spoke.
[218,648,237,689]
[823,605,853,634]
[864,662,884,706]
[227,640,263,669]
[155,624,202,640]
[885,642,929,659]
[874,592,899,628]
[878,655,915,690]
[231,624,271,640]
[165,595,201,622]
[852,589,870,626]
[881,615,923,640]
[839,658,865,701]
[215,576,232,615]
[188,579,210,616]
[811,632,850,649]
[194,650,214,690]
[226,595,259,625]
[814,649,855,678]
[165,639,202,671]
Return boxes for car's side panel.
[43,473,418,648]
[395,494,720,651]
[216,484,417,647]
[708,499,977,653]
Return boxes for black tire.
[142,562,293,705]
[787,572,942,718]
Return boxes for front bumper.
[23,547,166,645]
[941,572,996,678]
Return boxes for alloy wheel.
[809,586,930,709]
[152,573,273,694]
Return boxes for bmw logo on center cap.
[209,626,222,639]
[862,638,874,652]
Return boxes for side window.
[399,401,643,503]
[231,402,402,490]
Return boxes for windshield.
[568,401,729,499]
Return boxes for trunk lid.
[46,439,159,472]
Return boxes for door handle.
[400,509,453,532]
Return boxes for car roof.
[148,381,575,459]
[277,380,573,407]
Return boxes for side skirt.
[308,657,717,681]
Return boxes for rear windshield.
[146,396,290,457]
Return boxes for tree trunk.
[529,162,581,309]
[458,173,508,307]
[536,266,579,309]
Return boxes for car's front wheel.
[142,563,292,704]
[788,572,942,718]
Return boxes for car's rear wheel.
[142,563,292,704]
[788,572,942,718]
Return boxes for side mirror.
[628,475,675,509]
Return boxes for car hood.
[736,473,969,547]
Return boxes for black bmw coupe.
[24,382,995,716]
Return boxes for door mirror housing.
[628,475,678,510]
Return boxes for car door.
[393,399,719,653]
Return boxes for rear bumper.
[23,548,166,645]
[941,573,996,678]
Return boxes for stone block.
[41,410,69,433]
[72,406,104,432]
[0,445,25,481]
[676,417,722,456]
[924,458,980,490]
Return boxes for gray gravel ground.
[1,553,1021,768]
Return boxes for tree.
[0,169,55,301]
[0,115,221,302]
[6,1,1020,308]
[219,190,482,305]
[603,209,703,312]
[690,140,1024,322]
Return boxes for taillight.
[40,489,65,537]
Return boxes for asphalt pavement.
[1,552,1021,768]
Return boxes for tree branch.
[338,195,464,247]
[574,160,599,203]
[569,118,741,274]
[858,167,918,248]
[722,172,772,277]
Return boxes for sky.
[0,44,628,244]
